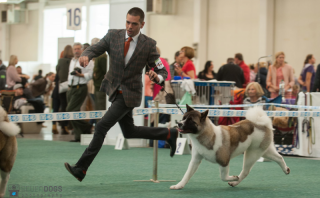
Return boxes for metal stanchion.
[134,101,176,183]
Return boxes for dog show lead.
[64,7,179,182]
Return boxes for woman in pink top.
[6,55,21,90]
[266,52,294,99]
[153,47,171,99]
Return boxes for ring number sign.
[66,4,82,30]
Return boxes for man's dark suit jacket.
[82,29,168,107]
[216,63,245,88]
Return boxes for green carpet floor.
[4,139,320,198]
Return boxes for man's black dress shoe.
[166,127,178,157]
[69,140,80,142]
[64,163,86,182]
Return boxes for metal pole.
[133,100,175,183]
[152,101,159,182]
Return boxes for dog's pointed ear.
[186,104,194,112]
[200,110,209,122]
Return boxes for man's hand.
[75,71,84,77]
[146,70,160,83]
[79,56,89,67]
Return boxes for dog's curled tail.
[245,106,273,130]
[0,122,21,137]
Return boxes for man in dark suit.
[217,58,245,88]
[64,7,178,182]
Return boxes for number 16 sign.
[66,4,82,30]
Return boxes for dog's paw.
[228,181,239,187]
[170,184,184,190]
[285,167,290,175]
[222,175,239,182]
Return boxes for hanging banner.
[66,4,82,30]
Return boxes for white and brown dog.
[0,106,20,198]
[170,105,290,190]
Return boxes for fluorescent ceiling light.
[0,0,8,3]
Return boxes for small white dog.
[170,105,290,190]
[0,106,20,198]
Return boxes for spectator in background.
[312,62,320,92]
[249,64,256,82]
[29,72,55,98]
[198,60,216,81]
[243,82,266,110]
[66,43,94,142]
[217,58,245,88]
[174,46,196,79]
[16,66,30,80]
[83,43,90,51]
[266,51,294,99]
[12,84,29,110]
[0,59,5,68]
[255,62,268,87]
[298,54,316,92]
[153,47,171,99]
[234,53,250,87]
[169,51,181,79]
[51,74,60,134]
[92,38,108,119]
[33,70,43,82]
[56,45,74,134]
[6,55,21,90]
[144,72,153,108]
[0,61,6,90]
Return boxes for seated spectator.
[174,46,196,79]
[217,58,245,88]
[16,66,30,80]
[198,61,216,81]
[169,51,181,79]
[243,82,266,110]
[13,84,30,110]
[0,61,6,90]
[6,55,21,90]
[298,54,316,92]
[29,72,55,98]
[235,53,250,87]
[33,70,43,82]
[266,51,294,99]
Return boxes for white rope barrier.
[7,104,319,123]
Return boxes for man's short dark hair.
[16,66,21,69]
[174,51,180,58]
[235,53,243,61]
[127,7,145,23]
[227,58,234,64]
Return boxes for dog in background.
[0,106,20,198]
[170,105,290,190]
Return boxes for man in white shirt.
[66,43,94,142]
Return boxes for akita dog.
[170,105,290,190]
[0,106,20,198]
